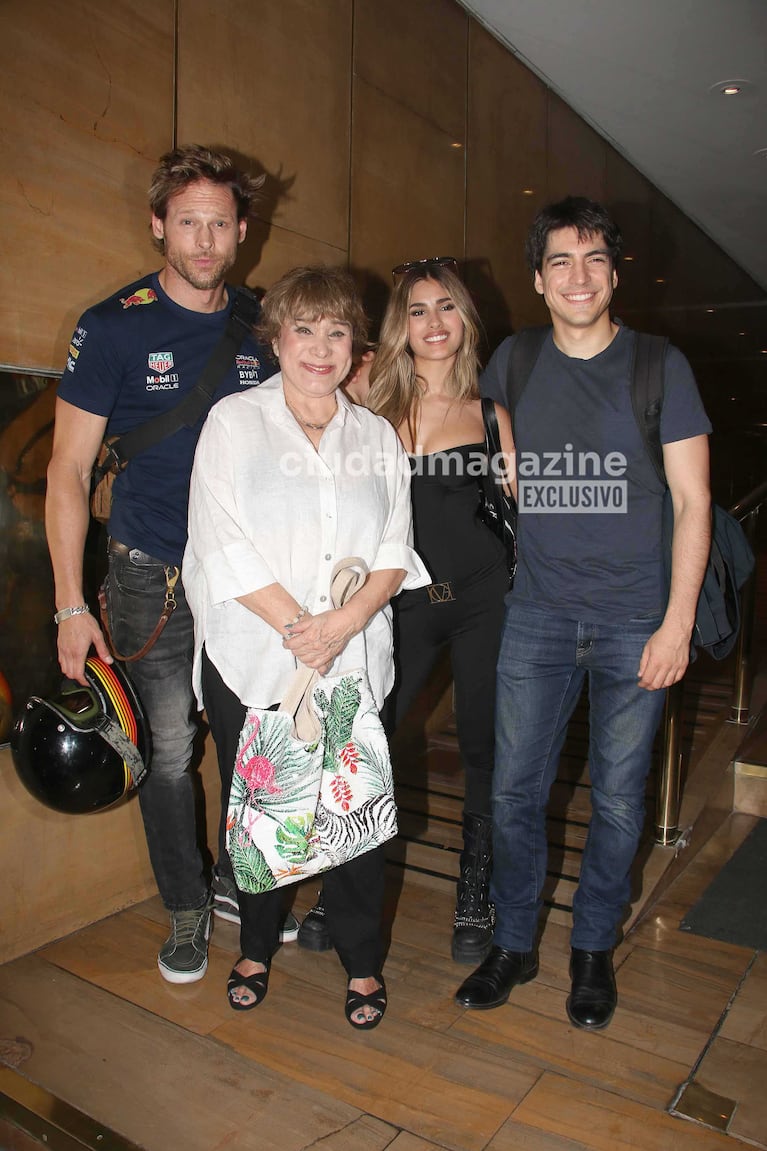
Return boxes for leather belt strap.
[99,552,180,662]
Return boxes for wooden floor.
[1,750,765,1149]
[0,818,765,1150]
[3,561,767,1151]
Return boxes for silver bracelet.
[284,604,309,629]
[54,604,91,625]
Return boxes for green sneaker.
[212,868,300,941]
[158,902,211,984]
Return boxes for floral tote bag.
[226,559,398,893]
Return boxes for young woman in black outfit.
[366,259,513,963]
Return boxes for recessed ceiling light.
[655,278,665,284]
[706,308,715,313]
[738,331,747,336]
[522,188,534,196]
[709,79,754,98]
[450,142,463,149]
[623,256,634,262]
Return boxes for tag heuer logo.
[148,352,174,373]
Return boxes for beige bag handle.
[279,557,369,742]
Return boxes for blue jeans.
[491,600,667,952]
[105,541,208,911]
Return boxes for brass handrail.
[654,480,765,844]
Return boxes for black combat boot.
[296,889,332,952]
[452,813,495,964]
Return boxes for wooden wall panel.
[0,739,223,964]
[0,0,174,372]
[0,744,154,962]
[547,93,607,204]
[606,148,654,325]
[354,0,467,141]
[350,0,467,321]
[237,223,352,295]
[650,191,761,311]
[177,0,353,282]
[349,80,466,320]
[466,23,549,344]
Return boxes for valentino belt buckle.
[427,581,455,604]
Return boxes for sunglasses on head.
[391,256,459,280]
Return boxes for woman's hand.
[282,608,356,674]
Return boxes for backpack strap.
[103,286,263,473]
[630,331,669,487]
[504,325,670,489]
[504,325,550,433]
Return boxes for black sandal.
[345,977,387,1030]
[227,957,270,1011]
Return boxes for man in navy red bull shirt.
[45,145,292,984]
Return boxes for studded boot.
[452,813,495,964]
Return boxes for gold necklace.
[286,400,334,431]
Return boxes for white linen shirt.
[184,374,430,710]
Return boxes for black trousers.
[201,649,385,977]
[386,564,507,818]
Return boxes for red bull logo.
[120,287,158,309]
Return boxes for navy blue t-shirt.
[480,326,712,621]
[58,272,273,566]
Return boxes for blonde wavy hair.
[366,264,481,440]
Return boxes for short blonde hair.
[258,266,368,354]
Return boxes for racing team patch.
[148,352,174,373]
[66,325,87,373]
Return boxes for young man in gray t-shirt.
[457,196,711,1029]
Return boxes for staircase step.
[733,705,767,816]
[734,706,767,771]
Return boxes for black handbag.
[478,396,518,583]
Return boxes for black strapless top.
[406,442,506,590]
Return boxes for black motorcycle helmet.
[11,657,151,813]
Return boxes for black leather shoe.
[455,945,539,1010]
[296,892,332,952]
[566,948,617,1030]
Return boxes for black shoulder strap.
[504,325,550,434]
[481,395,502,457]
[504,325,670,489]
[630,332,668,487]
[108,286,262,469]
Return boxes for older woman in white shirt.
[184,265,428,1028]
